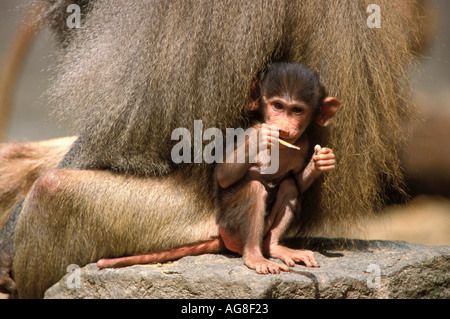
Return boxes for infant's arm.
[295,145,336,193]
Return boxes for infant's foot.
[244,254,290,274]
[269,245,319,268]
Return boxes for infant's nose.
[279,128,290,139]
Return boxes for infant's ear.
[317,97,340,127]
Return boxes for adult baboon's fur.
[0,137,76,229]
[49,0,423,225]
[1,0,427,298]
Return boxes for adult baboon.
[0,0,427,298]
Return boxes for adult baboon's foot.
[0,251,15,294]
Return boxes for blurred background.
[0,0,449,245]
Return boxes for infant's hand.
[311,145,335,173]
[254,124,280,167]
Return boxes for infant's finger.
[313,154,335,163]
[314,153,335,162]
[317,165,335,172]
[319,147,333,154]
[314,145,321,154]
[270,128,279,139]
[263,125,279,137]
[315,159,335,167]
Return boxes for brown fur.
[14,168,219,298]
[289,1,424,238]
[45,0,424,232]
[0,137,76,228]
[0,0,428,298]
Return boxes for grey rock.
[44,238,450,299]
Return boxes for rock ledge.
[44,238,450,299]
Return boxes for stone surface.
[44,238,450,299]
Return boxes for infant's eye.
[273,103,283,110]
[293,107,303,113]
